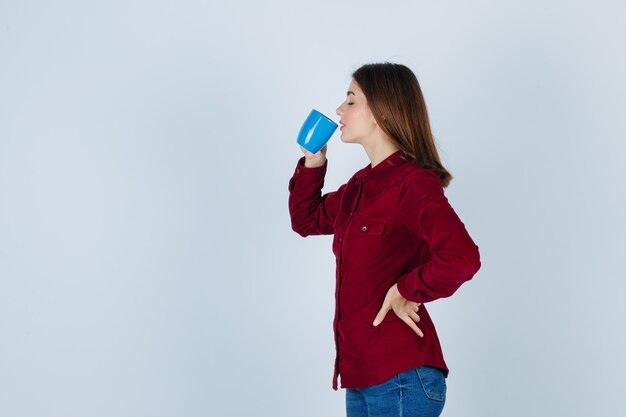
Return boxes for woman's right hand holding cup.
[300,144,327,168]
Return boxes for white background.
[1,1,625,416]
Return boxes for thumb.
[373,301,391,326]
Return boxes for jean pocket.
[415,366,446,402]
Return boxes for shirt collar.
[356,149,407,184]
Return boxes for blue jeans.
[345,366,447,417]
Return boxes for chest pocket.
[343,215,387,267]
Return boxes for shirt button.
[361,226,368,232]
[296,169,301,174]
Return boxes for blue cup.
[296,109,338,154]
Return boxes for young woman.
[288,62,481,417]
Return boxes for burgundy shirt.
[288,150,481,390]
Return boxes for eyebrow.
[347,91,356,96]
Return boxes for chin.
[340,134,355,144]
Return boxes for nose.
[336,104,343,117]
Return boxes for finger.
[401,315,424,337]
[373,301,391,326]
[408,310,421,323]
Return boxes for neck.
[363,139,401,169]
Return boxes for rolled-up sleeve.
[395,170,481,303]
[288,156,346,237]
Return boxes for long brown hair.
[352,62,452,187]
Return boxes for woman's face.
[336,79,379,145]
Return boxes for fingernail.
[373,320,379,326]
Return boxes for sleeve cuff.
[292,156,328,179]
[396,273,423,304]
[293,156,328,178]
[288,156,328,193]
